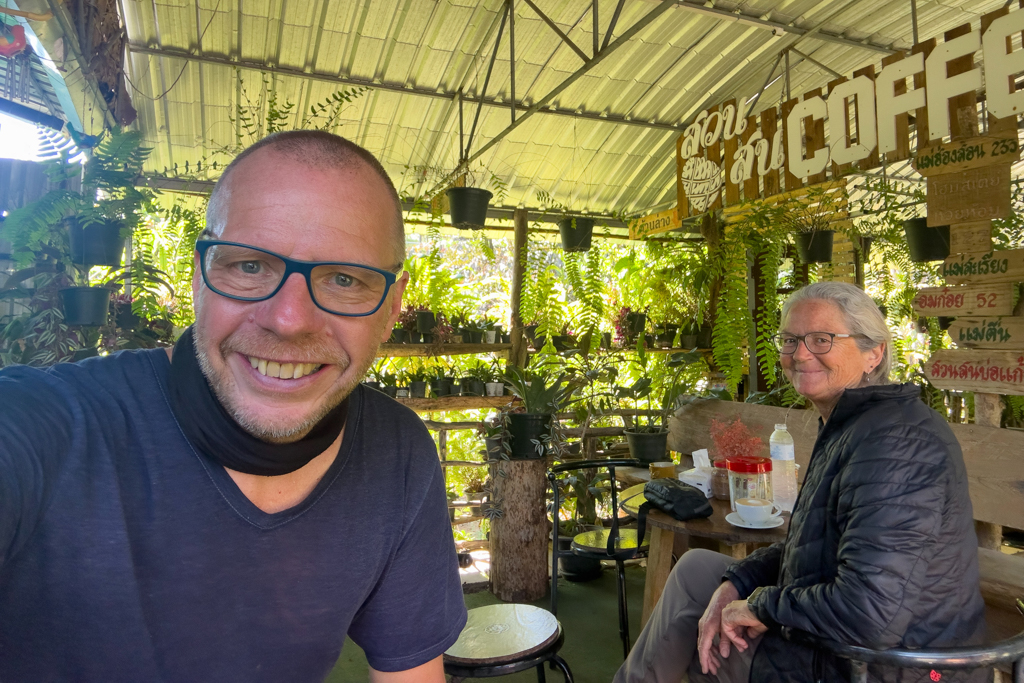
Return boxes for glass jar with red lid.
[726,456,773,511]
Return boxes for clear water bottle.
[769,423,798,513]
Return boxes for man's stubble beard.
[192,325,379,444]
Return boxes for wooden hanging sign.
[923,349,1024,395]
[949,221,992,255]
[942,249,1024,285]
[912,284,1015,317]
[948,318,1024,350]
[926,164,1012,227]
[630,207,681,240]
[913,135,1020,177]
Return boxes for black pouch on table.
[635,478,713,547]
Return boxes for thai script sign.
[926,163,1012,226]
[949,221,993,255]
[676,7,1024,217]
[912,284,1014,317]
[942,248,1024,285]
[629,207,681,240]
[948,317,1024,350]
[924,350,1024,395]
[913,135,1020,176]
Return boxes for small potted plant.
[484,359,506,397]
[681,320,699,349]
[502,365,574,460]
[429,367,450,398]
[406,362,429,398]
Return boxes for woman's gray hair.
[780,282,892,385]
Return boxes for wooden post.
[974,393,1004,550]
[490,206,549,602]
[489,458,549,602]
[509,208,529,369]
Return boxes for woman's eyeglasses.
[774,332,865,355]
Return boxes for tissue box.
[679,468,713,498]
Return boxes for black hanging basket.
[558,217,594,252]
[60,286,110,326]
[507,412,552,460]
[902,218,950,263]
[446,187,493,229]
[67,218,126,267]
[795,230,834,263]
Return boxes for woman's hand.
[720,599,768,652]
[696,580,740,675]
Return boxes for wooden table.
[619,486,790,628]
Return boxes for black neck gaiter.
[166,326,348,476]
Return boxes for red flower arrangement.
[709,417,765,461]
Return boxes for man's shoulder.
[355,384,431,434]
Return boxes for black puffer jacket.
[723,384,987,683]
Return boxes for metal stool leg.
[550,654,575,683]
[616,559,630,657]
[536,660,547,682]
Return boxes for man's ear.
[380,271,409,343]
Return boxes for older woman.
[615,282,986,683]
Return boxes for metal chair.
[781,598,1024,683]
[548,458,648,659]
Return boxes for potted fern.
[502,366,575,460]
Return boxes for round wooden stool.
[443,604,574,682]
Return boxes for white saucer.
[725,512,784,530]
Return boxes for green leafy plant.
[503,365,574,414]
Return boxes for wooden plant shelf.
[378,343,512,357]
[398,396,518,412]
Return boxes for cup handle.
[770,504,783,518]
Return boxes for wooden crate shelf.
[378,343,511,357]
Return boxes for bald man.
[0,131,465,682]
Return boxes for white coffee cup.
[735,498,782,525]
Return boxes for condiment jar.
[726,457,773,511]
[711,459,731,501]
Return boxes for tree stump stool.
[443,604,574,682]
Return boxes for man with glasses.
[617,282,985,683]
[0,131,466,682]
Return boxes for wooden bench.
[668,398,1024,638]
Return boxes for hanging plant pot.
[624,427,669,464]
[903,218,950,263]
[67,218,126,267]
[446,187,493,229]
[558,217,594,252]
[507,412,552,460]
[795,230,834,263]
[60,286,111,326]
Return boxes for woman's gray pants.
[613,549,763,683]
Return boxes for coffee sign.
[676,8,1024,218]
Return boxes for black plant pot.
[67,218,125,267]
[795,230,834,263]
[410,381,428,398]
[501,333,511,344]
[383,385,399,398]
[903,218,950,263]
[624,428,669,464]
[60,287,110,326]
[447,187,493,228]
[524,324,539,344]
[459,377,478,396]
[696,324,713,349]
[558,217,594,252]
[363,380,382,391]
[681,334,698,349]
[556,536,602,582]
[626,312,646,337]
[600,332,612,349]
[445,376,460,396]
[389,329,411,343]
[416,311,436,334]
[507,412,552,460]
[418,333,433,344]
[430,379,450,397]
[484,435,505,460]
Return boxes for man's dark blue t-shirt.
[0,348,467,681]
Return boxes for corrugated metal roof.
[122,0,1006,218]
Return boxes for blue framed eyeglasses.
[195,240,399,317]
